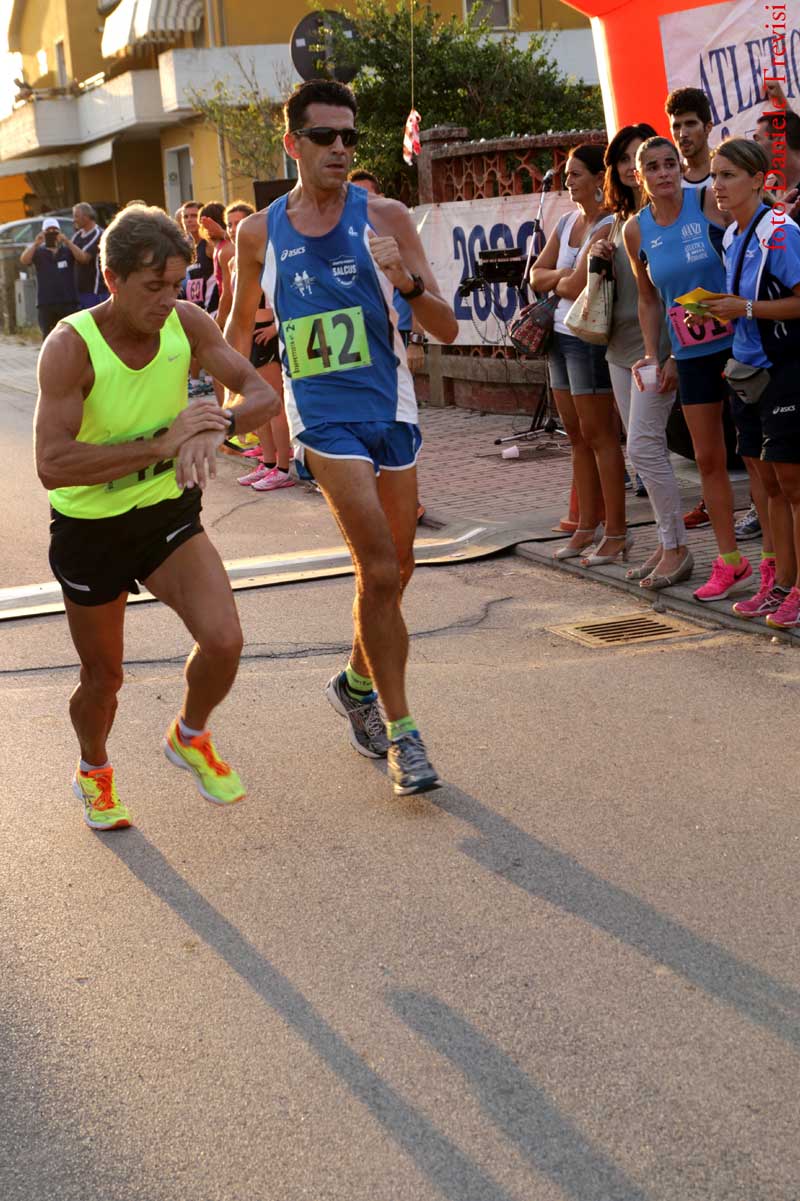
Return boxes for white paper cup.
[501,445,520,459]
[638,364,659,391]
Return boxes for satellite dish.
[290,11,357,84]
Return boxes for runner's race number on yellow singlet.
[282,306,372,379]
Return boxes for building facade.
[0,0,595,215]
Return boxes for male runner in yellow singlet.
[34,206,280,829]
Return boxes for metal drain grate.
[549,612,702,648]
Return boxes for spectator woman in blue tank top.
[572,125,691,589]
[703,138,800,630]
[530,146,625,566]
[625,136,753,604]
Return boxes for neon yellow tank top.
[49,308,191,519]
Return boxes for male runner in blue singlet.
[226,79,458,796]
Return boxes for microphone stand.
[496,173,567,447]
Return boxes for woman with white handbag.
[530,145,628,566]
[584,125,691,590]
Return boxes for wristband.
[745,299,754,320]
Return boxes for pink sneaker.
[237,461,270,486]
[732,559,777,617]
[251,467,296,492]
[765,586,800,629]
[242,445,263,458]
[693,556,752,602]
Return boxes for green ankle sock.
[762,551,776,562]
[721,550,742,566]
[387,715,418,740]
[344,663,373,699]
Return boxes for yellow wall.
[66,3,105,83]
[113,141,165,206]
[160,120,277,207]
[0,176,29,221]
[17,0,67,86]
[78,162,116,206]
[218,0,587,44]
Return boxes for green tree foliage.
[328,0,605,199]
[186,55,285,183]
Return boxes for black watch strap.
[398,273,425,300]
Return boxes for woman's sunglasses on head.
[291,126,359,147]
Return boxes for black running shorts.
[49,489,203,607]
[250,322,280,370]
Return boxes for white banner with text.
[414,193,574,347]
[660,0,798,142]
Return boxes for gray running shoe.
[734,503,761,541]
[387,733,440,796]
[324,673,389,759]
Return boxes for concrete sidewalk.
[415,405,800,647]
[6,334,795,645]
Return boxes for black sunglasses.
[291,126,359,148]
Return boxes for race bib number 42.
[283,307,371,379]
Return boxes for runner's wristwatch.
[397,273,425,300]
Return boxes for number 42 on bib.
[283,306,372,379]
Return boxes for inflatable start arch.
[564,0,797,141]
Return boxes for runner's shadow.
[433,785,800,1051]
[390,990,650,1201]
[101,831,515,1201]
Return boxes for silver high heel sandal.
[553,525,603,561]
[580,530,634,567]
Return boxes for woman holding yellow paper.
[625,136,753,603]
[704,139,800,631]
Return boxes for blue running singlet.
[261,185,417,437]
[637,188,733,360]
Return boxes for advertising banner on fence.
[660,0,798,141]
[414,193,573,347]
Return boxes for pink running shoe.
[765,586,800,630]
[693,556,752,602]
[242,445,263,458]
[251,467,296,492]
[732,558,777,617]
[237,461,271,486]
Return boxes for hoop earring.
[595,187,604,203]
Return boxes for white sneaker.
[251,467,296,492]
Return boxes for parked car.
[0,202,118,249]
[0,214,75,248]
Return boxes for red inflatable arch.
[563,0,728,136]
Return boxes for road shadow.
[101,831,515,1201]
[390,990,650,1201]
[433,785,800,1051]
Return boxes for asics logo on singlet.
[681,222,702,239]
[650,237,663,249]
[332,255,358,287]
[280,246,306,261]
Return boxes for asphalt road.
[2,370,799,1201]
